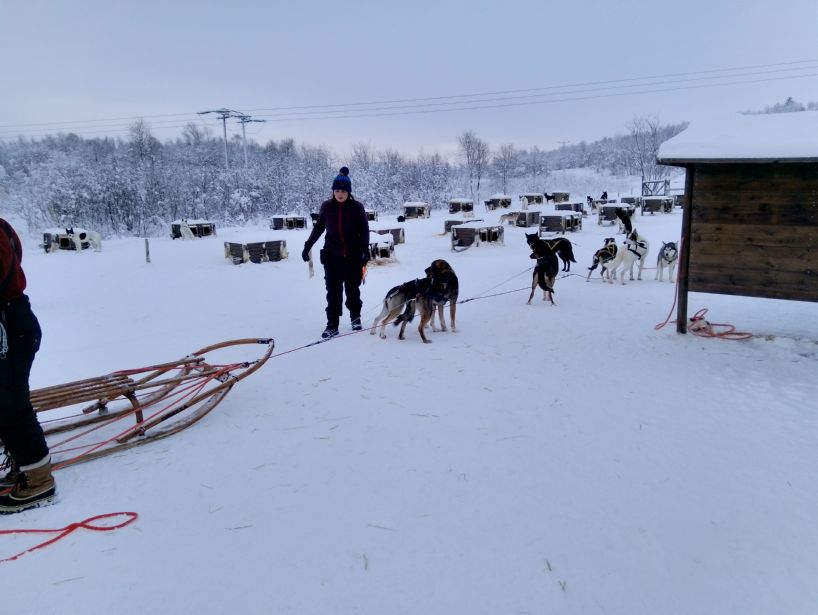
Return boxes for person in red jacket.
[302,167,370,339]
[0,218,55,513]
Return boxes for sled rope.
[0,512,138,564]
[654,243,752,340]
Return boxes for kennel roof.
[657,111,818,164]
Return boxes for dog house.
[484,195,512,211]
[448,198,474,215]
[368,231,395,261]
[555,202,585,215]
[657,112,818,333]
[41,228,91,252]
[598,204,634,226]
[375,227,405,244]
[444,219,467,233]
[401,202,431,219]
[224,240,288,265]
[641,197,674,215]
[539,212,583,235]
[620,196,642,207]
[170,220,217,239]
[519,193,545,206]
[550,191,570,203]
[270,216,307,230]
[507,211,540,227]
[451,221,504,250]
[366,210,378,222]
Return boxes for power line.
[0,62,816,141]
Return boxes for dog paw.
[423,339,433,344]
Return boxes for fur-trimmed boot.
[0,455,56,514]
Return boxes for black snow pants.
[0,296,48,467]
[321,252,363,326]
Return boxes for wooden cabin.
[484,195,512,211]
[401,202,431,219]
[657,112,818,333]
[42,228,91,252]
[171,220,217,239]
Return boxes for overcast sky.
[2,0,817,157]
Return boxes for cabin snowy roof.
[402,201,429,207]
[449,198,474,204]
[658,111,818,164]
[487,194,512,200]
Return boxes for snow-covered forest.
[0,118,687,237]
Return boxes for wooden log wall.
[688,163,818,301]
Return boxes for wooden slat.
[691,223,817,248]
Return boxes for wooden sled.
[31,338,275,468]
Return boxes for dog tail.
[393,300,416,326]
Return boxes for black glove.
[301,245,311,262]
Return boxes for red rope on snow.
[0,512,138,563]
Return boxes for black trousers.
[0,296,48,467]
[321,252,363,326]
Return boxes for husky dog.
[544,192,556,203]
[599,232,650,285]
[622,230,650,282]
[371,278,432,340]
[499,212,517,225]
[423,259,459,337]
[525,234,559,304]
[179,219,195,240]
[615,207,634,234]
[655,241,679,282]
[586,238,618,281]
[525,232,576,272]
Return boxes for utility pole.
[197,108,241,170]
[236,114,267,168]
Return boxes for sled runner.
[31,338,274,468]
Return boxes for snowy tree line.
[0,117,687,237]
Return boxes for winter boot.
[0,458,20,489]
[321,324,339,340]
[350,317,362,331]
[0,455,57,514]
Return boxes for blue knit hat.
[332,166,352,193]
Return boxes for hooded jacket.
[304,196,370,261]
[0,219,26,301]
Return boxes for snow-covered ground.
[4,202,818,615]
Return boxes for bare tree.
[628,115,669,183]
[458,130,490,202]
[492,143,518,194]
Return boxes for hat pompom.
[339,166,349,176]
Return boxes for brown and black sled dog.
[419,259,459,342]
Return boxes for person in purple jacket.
[302,167,370,339]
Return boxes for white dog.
[655,241,679,282]
[69,228,102,252]
[601,232,650,285]
[179,220,195,240]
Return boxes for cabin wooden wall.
[688,163,818,301]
